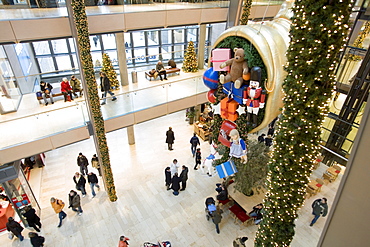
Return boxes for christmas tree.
[182,41,199,73]
[101,53,119,89]
[255,0,353,245]
[71,0,117,202]
[240,0,252,25]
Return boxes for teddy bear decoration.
[219,48,249,89]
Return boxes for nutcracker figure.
[243,67,266,127]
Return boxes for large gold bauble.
[212,1,293,133]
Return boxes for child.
[194,148,201,170]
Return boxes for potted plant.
[186,107,197,125]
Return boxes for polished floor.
[0,110,342,246]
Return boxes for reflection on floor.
[0,111,342,247]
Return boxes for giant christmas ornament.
[203,67,219,90]
[207,89,217,104]
[206,11,290,133]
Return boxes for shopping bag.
[216,160,238,179]
[8,232,14,240]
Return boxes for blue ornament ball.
[203,67,219,89]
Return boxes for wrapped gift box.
[222,82,248,105]
[216,160,238,179]
[218,119,237,147]
[221,98,239,121]
[212,48,231,72]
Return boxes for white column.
[198,24,206,69]
[127,125,135,145]
[115,32,129,86]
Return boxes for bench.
[35,82,64,104]
[145,67,181,81]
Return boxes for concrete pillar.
[127,125,135,145]
[198,24,206,69]
[195,104,202,122]
[227,0,244,28]
[115,32,129,86]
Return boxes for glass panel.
[33,41,50,56]
[37,57,55,73]
[91,52,103,69]
[174,29,184,43]
[51,39,68,54]
[132,31,145,47]
[131,86,167,112]
[72,54,79,70]
[174,45,184,59]
[15,43,31,77]
[55,55,72,71]
[187,28,198,43]
[147,30,159,45]
[124,33,132,48]
[102,34,116,50]
[148,47,159,62]
[106,51,118,66]
[101,91,134,120]
[133,48,146,63]
[68,38,76,53]
[161,29,172,45]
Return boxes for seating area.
[145,67,181,80]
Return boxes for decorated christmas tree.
[348,21,370,61]
[182,41,199,73]
[255,0,353,245]
[71,0,117,202]
[240,0,252,25]
[101,53,119,90]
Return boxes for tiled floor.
[0,110,342,247]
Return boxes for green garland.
[255,0,353,246]
[240,0,253,25]
[71,0,117,202]
[348,21,370,61]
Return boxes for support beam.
[198,24,206,69]
[127,125,135,145]
[115,32,129,86]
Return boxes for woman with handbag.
[6,217,24,241]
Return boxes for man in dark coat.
[73,172,87,197]
[257,134,265,143]
[166,127,175,150]
[165,167,171,190]
[179,165,189,191]
[40,81,54,106]
[29,232,45,247]
[68,190,83,215]
[87,172,100,198]
[6,217,24,241]
[77,152,89,175]
[310,198,328,226]
[265,135,273,147]
[22,205,42,232]
[211,208,223,234]
[100,72,117,105]
[190,133,200,157]
[171,173,182,196]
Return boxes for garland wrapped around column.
[255,0,353,246]
[240,0,253,25]
[71,0,117,202]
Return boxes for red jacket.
[61,81,72,92]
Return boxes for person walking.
[73,172,87,197]
[170,159,180,177]
[118,235,130,247]
[211,207,223,234]
[87,172,100,198]
[100,72,117,105]
[22,205,42,232]
[171,173,182,196]
[50,197,67,227]
[257,134,265,143]
[68,190,83,216]
[194,148,201,170]
[190,133,200,157]
[29,232,45,247]
[77,152,89,175]
[310,198,328,226]
[179,165,189,191]
[166,127,175,150]
[6,217,24,241]
[91,154,101,176]
[165,167,171,190]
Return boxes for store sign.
[11,194,30,208]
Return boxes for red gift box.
[212,48,231,72]
[218,119,237,147]
[221,98,239,122]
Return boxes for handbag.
[8,232,14,240]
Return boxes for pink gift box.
[212,48,231,72]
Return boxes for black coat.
[77,155,89,167]
[190,136,200,147]
[30,235,45,247]
[73,175,86,186]
[101,76,111,91]
[87,173,98,184]
[166,130,175,144]
[40,82,53,93]
[257,135,265,143]
[265,137,273,147]
[69,192,81,208]
[6,219,23,236]
[165,169,171,185]
[171,175,182,191]
[180,167,189,182]
[23,208,41,226]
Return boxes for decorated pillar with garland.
[255,0,353,246]
[240,0,252,25]
[69,0,117,202]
